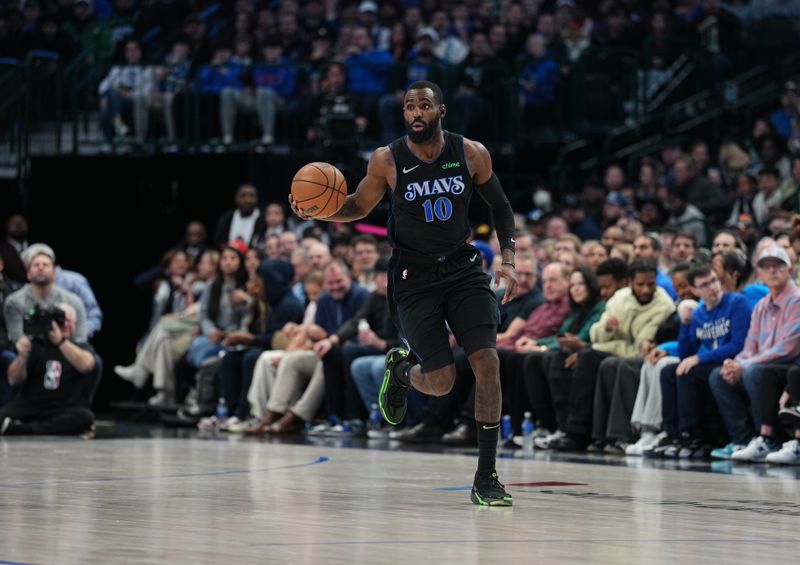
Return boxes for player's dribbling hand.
[495,264,518,304]
[287,194,313,220]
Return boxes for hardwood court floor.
[0,430,798,565]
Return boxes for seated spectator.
[350,235,380,290]
[256,260,369,434]
[752,166,783,226]
[215,258,305,429]
[562,195,601,241]
[632,235,677,299]
[63,0,112,61]
[20,244,103,340]
[0,214,29,285]
[244,269,325,431]
[185,242,250,369]
[549,259,675,451]
[670,232,698,264]
[727,173,759,227]
[580,241,608,272]
[754,364,800,464]
[1,303,98,436]
[212,184,266,248]
[712,249,767,309]
[649,263,751,458]
[712,246,800,460]
[114,249,218,402]
[98,38,155,143]
[306,62,365,150]
[595,258,630,301]
[778,156,800,210]
[452,31,511,141]
[673,154,730,225]
[711,228,746,256]
[516,33,559,127]
[310,257,398,434]
[518,266,605,439]
[769,81,798,141]
[221,36,302,146]
[150,38,192,143]
[344,25,393,132]
[665,187,707,248]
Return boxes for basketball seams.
[291,162,348,217]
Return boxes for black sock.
[475,420,499,479]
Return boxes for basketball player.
[289,81,518,506]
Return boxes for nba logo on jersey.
[44,360,62,390]
[402,269,408,280]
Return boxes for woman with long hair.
[516,266,605,440]
[186,242,250,367]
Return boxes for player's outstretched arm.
[289,149,392,223]
[465,139,518,303]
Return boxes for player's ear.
[439,104,446,119]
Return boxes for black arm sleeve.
[475,173,516,253]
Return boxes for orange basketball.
[291,162,348,218]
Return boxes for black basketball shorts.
[387,244,499,373]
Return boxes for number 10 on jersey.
[422,197,453,222]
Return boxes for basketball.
[291,162,347,218]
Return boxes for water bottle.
[368,403,382,431]
[367,403,385,438]
[216,397,228,421]
[522,411,535,453]
[501,414,513,442]
[358,319,370,334]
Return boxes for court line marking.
[0,456,328,489]
[0,560,41,565]
[252,538,800,548]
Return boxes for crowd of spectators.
[3,0,800,148]
[2,133,800,465]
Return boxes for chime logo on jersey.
[404,175,466,201]
[44,360,62,390]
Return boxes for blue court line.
[0,560,41,565]
[252,538,800,548]
[0,456,328,489]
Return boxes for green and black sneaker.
[379,347,410,425]
[471,472,513,507]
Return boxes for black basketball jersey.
[387,131,473,257]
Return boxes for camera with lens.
[23,305,66,342]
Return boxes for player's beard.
[405,113,440,144]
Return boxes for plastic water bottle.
[501,414,513,442]
[358,319,370,333]
[368,403,382,431]
[367,403,385,438]
[216,397,228,421]
[522,411,535,453]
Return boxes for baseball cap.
[757,245,791,268]
[358,0,378,13]
[21,243,56,267]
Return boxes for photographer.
[3,246,87,344]
[1,303,97,435]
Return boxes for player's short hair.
[405,80,443,106]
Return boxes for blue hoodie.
[678,291,752,365]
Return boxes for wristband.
[501,261,515,269]
[56,338,67,347]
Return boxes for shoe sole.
[470,488,513,507]
[379,349,408,426]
